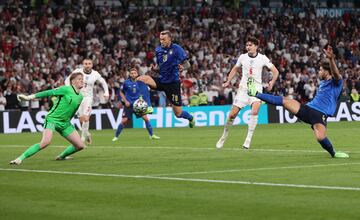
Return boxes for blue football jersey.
[155,43,188,83]
[122,79,151,105]
[307,79,343,116]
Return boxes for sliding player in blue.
[248,45,348,158]
[112,68,159,142]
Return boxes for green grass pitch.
[0,121,359,220]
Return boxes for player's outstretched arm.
[98,76,109,99]
[323,45,341,80]
[223,66,240,87]
[179,60,191,72]
[267,65,279,91]
[119,91,130,107]
[17,94,35,101]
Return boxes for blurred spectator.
[189,94,200,106]
[0,91,6,111]
[0,1,359,110]
[350,89,359,102]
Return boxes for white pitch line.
[0,145,339,153]
[149,162,360,177]
[1,168,360,191]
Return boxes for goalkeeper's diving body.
[247,45,349,158]
[10,72,86,165]
[112,68,160,142]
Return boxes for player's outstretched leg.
[173,106,195,128]
[112,124,124,142]
[248,80,283,106]
[313,124,349,158]
[56,131,85,160]
[55,145,77,160]
[178,111,195,128]
[143,118,160,140]
[10,143,42,165]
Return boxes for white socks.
[243,115,258,149]
[216,118,234,149]
[81,121,90,141]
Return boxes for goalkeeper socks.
[145,121,153,136]
[58,145,78,159]
[318,137,336,157]
[115,124,124,138]
[19,143,42,160]
[178,111,193,121]
[256,93,283,106]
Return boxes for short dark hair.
[129,67,138,72]
[70,72,83,84]
[246,36,260,46]
[320,60,331,72]
[160,30,172,38]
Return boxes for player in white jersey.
[216,37,279,149]
[65,58,109,144]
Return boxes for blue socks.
[145,121,153,136]
[177,111,193,121]
[256,93,283,106]
[116,122,153,137]
[318,137,336,157]
[115,124,124,137]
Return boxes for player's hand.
[150,63,158,71]
[222,81,230,88]
[178,64,184,72]
[267,81,275,91]
[104,95,109,102]
[323,45,335,59]
[17,94,35,101]
[125,100,130,107]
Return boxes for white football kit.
[65,68,109,116]
[233,53,274,108]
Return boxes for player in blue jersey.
[112,68,160,141]
[137,30,195,128]
[248,45,349,158]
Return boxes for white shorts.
[77,97,93,116]
[233,89,261,108]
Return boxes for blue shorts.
[152,77,182,106]
[122,105,142,119]
[296,105,327,127]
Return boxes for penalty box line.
[1,168,360,192]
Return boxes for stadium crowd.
[0,0,359,111]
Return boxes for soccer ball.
[133,98,148,115]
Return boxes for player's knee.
[251,110,259,115]
[229,112,237,119]
[40,141,50,149]
[75,143,85,150]
[316,133,326,141]
[174,111,182,118]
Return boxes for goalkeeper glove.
[17,94,35,101]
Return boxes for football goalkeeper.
[10,72,86,165]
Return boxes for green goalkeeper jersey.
[35,86,83,122]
